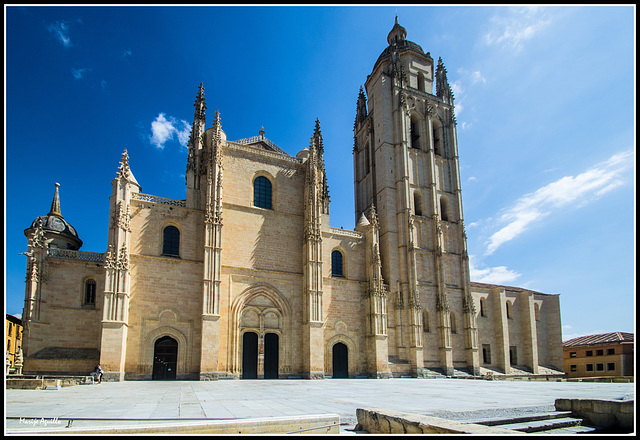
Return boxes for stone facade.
[21,19,563,381]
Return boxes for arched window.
[84,279,96,306]
[440,197,449,221]
[253,176,272,210]
[163,225,180,257]
[480,298,487,317]
[414,192,423,216]
[331,250,344,277]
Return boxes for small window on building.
[570,365,577,372]
[607,348,615,355]
[607,362,615,371]
[596,363,604,372]
[586,364,594,372]
[509,346,517,365]
[482,344,491,364]
[331,250,344,277]
[417,72,426,92]
[569,352,577,358]
[162,226,180,257]
[253,176,273,210]
[84,279,97,305]
[534,303,540,321]
[596,349,604,356]
[586,350,593,357]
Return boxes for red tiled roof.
[563,332,634,347]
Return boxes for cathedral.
[21,19,563,381]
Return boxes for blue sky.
[5,6,635,340]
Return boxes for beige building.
[563,332,634,379]
[21,19,563,381]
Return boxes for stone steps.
[469,411,596,434]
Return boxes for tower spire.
[47,182,63,218]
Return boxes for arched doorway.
[332,342,348,378]
[242,331,258,379]
[264,333,279,379]
[152,336,178,380]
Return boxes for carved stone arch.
[143,325,188,378]
[326,332,357,378]
[228,283,292,377]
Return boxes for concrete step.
[538,424,599,434]
[470,411,574,426]
[496,416,584,433]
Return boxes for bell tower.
[353,18,479,377]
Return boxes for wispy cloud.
[150,113,191,150]
[483,6,553,52]
[71,67,91,80]
[47,20,72,47]
[485,150,634,255]
[469,256,521,284]
[122,49,132,58]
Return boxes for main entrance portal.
[242,331,279,379]
[153,336,178,380]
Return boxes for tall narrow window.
[417,72,426,92]
[414,192,423,216]
[84,279,96,305]
[480,298,487,317]
[163,225,180,257]
[410,116,420,149]
[253,176,272,210]
[422,310,430,332]
[450,312,457,334]
[331,250,344,277]
[440,197,449,221]
[506,300,513,319]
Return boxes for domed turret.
[387,16,407,45]
[24,183,83,250]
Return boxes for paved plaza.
[5,378,635,434]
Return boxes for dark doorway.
[152,336,177,380]
[264,333,279,379]
[242,332,258,379]
[332,342,348,378]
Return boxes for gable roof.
[563,332,634,347]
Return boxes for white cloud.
[47,20,72,47]
[71,67,91,80]
[150,113,191,150]
[122,49,132,58]
[485,150,634,255]
[471,71,486,85]
[483,6,552,53]
[469,257,521,284]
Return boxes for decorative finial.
[117,149,131,179]
[48,182,63,218]
[259,126,265,138]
